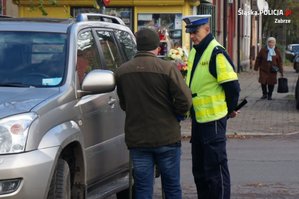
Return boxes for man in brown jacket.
[115,28,192,199]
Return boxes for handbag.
[271,65,279,73]
[277,77,289,93]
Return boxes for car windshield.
[0,31,67,87]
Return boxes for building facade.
[208,0,262,71]
[13,0,202,55]
[13,0,261,71]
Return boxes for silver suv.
[0,13,136,199]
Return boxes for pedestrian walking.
[182,15,240,199]
[115,28,192,199]
[254,37,283,100]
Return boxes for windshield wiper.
[0,82,35,88]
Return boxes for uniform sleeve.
[216,53,238,84]
[221,80,240,114]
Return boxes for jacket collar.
[134,51,157,58]
[193,33,214,54]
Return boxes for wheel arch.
[39,121,87,198]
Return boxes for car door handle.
[108,97,116,106]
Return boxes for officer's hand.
[229,110,239,118]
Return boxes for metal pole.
[161,180,165,199]
[129,154,133,199]
[99,6,105,14]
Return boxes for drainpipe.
[223,0,227,48]
[237,0,241,72]
[2,0,7,15]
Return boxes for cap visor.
[185,27,198,33]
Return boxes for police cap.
[182,15,211,33]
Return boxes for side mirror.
[78,69,115,96]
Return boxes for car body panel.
[0,87,59,118]
[0,147,59,198]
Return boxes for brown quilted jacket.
[115,52,192,148]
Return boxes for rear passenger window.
[76,30,101,85]
[114,30,136,61]
[95,30,122,71]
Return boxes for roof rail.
[76,13,125,25]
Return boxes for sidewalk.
[181,66,299,137]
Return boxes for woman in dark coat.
[254,37,283,100]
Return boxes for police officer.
[182,15,240,199]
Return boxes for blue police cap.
[182,15,211,33]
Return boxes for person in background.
[182,15,240,199]
[254,37,283,100]
[115,28,192,199]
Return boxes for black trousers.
[191,117,230,199]
[261,84,274,96]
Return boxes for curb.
[181,131,299,139]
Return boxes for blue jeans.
[130,145,182,199]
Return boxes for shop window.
[71,7,133,30]
[138,13,183,56]
[95,30,122,71]
[71,7,97,17]
[105,8,133,30]
[197,1,216,36]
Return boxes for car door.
[75,28,127,185]
[93,28,129,176]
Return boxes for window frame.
[92,28,124,71]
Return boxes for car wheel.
[296,80,299,110]
[295,63,299,73]
[116,185,135,199]
[47,159,71,199]
[116,188,129,199]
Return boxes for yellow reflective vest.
[186,39,238,123]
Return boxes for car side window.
[95,30,122,71]
[114,30,137,61]
[76,30,101,85]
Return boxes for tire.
[116,188,129,199]
[116,185,135,199]
[295,63,299,73]
[47,159,71,199]
[296,80,299,110]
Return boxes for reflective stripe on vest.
[186,39,229,123]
